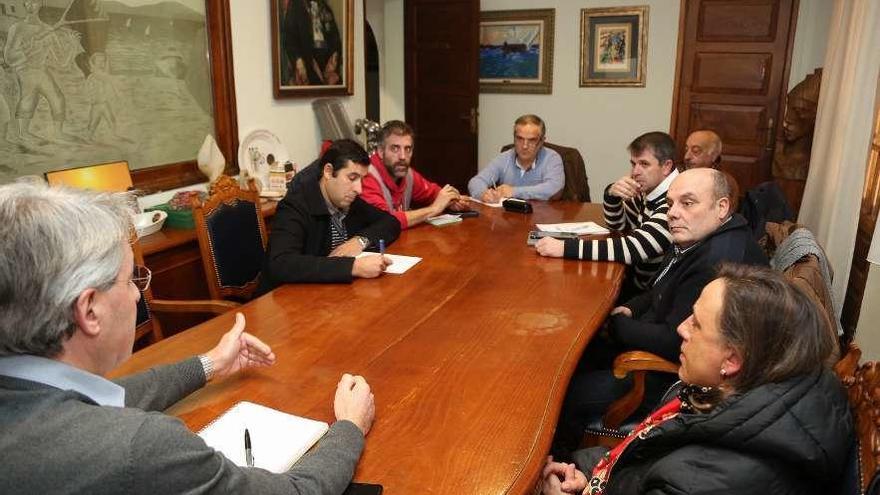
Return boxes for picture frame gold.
[479,9,555,94]
[579,6,648,88]
[270,0,355,98]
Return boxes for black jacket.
[604,370,853,494]
[258,167,400,290]
[610,214,767,361]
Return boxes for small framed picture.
[479,9,555,94]
[579,6,648,87]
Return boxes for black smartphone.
[342,482,383,495]
[456,210,480,218]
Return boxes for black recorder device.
[502,198,533,213]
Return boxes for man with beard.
[361,120,468,229]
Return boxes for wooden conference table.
[111,201,624,494]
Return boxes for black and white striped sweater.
[563,172,676,290]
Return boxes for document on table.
[426,214,462,226]
[357,252,422,274]
[536,222,610,235]
[469,197,508,208]
[198,401,328,473]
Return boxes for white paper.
[469,197,508,208]
[356,252,422,274]
[536,222,610,235]
[198,401,328,473]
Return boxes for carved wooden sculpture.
[771,68,823,213]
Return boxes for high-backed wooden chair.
[500,142,591,202]
[132,238,238,345]
[192,176,268,301]
[834,345,880,495]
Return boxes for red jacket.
[361,153,441,229]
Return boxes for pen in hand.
[379,239,385,255]
[244,428,254,467]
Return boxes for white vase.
[197,134,226,183]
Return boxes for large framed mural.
[270,0,354,98]
[479,9,554,94]
[0,0,238,191]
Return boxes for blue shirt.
[468,147,565,200]
[0,355,125,406]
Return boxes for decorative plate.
[238,129,290,179]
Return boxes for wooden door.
[405,0,479,191]
[671,0,799,193]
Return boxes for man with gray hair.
[0,182,376,494]
[683,129,723,169]
[468,114,564,202]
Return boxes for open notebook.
[198,401,329,473]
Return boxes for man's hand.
[334,373,375,436]
[204,313,276,380]
[610,306,633,317]
[541,456,588,494]
[324,52,340,85]
[495,184,514,198]
[294,58,309,85]
[608,175,641,200]
[329,238,364,257]
[535,237,565,257]
[430,184,460,215]
[481,188,502,203]
[352,254,392,278]
[446,197,470,212]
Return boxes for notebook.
[198,401,329,473]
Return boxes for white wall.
[229,0,366,168]
[380,0,406,122]
[787,0,832,90]
[477,0,681,195]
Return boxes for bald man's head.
[684,130,723,169]
[666,168,732,247]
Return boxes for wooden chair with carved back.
[834,344,880,495]
[192,176,268,301]
[132,238,239,346]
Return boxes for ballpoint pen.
[379,239,385,255]
[244,428,254,467]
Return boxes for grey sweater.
[0,357,365,494]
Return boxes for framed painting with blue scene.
[579,6,648,87]
[479,9,554,94]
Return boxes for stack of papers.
[536,222,609,235]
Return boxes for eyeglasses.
[131,265,152,292]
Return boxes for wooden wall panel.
[698,1,778,41]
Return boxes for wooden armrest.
[612,351,679,379]
[150,299,240,315]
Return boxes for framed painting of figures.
[270,0,354,98]
[579,6,648,87]
[479,9,555,94]
[0,0,238,192]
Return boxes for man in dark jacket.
[552,168,768,459]
[259,139,401,291]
